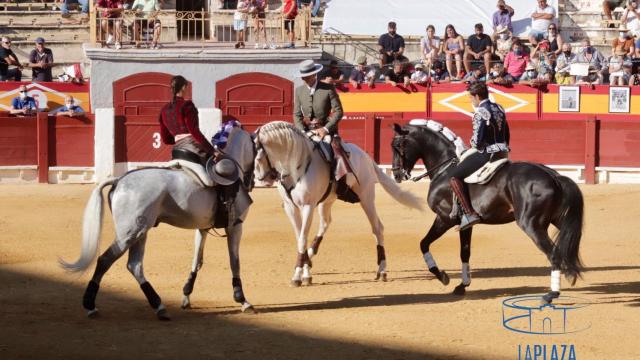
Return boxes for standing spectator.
[547,23,564,56]
[50,95,84,116]
[503,41,530,82]
[612,28,635,56]
[378,22,406,69]
[0,37,22,81]
[233,0,250,48]
[621,1,640,35]
[131,0,162,49]
[319,59,344,85]
[349,56,376,88]
[464,23,493,75]
[575,38,607,83]
[61,0,89,19]
[430,60,451,83]
[282,0,297,49]
[605,0,629,26]
[10,85,37,116]
[29,38,54,82]
[96,0,124,49]
[608,49,628,84]
[495,25,513,60]
[492,0,514,41]
[384,60,410,87]
[251,0,268,49]
[529,0,556,47]
[420,25,441,69]
[410,63,428,85]
[443,24,465,79]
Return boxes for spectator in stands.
[96,0,124,50]
[463,67,486,83]
[635,35,640,57]
[492,0,514,41]
[0,37,22,82]
[319,59,344,85]
[384,60,410,87]
[464,23,493,75]
[487,62,512,86]
[575,38,607,83]
[605,0,629,26]
[29,38,54,82]
[612,28,635,56]
[495,25,513,61]
[378,22,406,69]
[503,40,530,82]
[132,0,162,49]
[50,95,85,117]
[349,56,376,88]
[529,0,556,47]
[620,61,634,84]
[621,1,640,35]
[61,0,89,19]
[233,0,250,48]
[609,49,629,84]
[251,0,268,49]
[283,0,297,49]
[410,63,428,85]
[575,66,603,85]
[547,23,564,56]
[518,62,545,87]
[10,85,37,116]
[628,63,640,84]
[430,60,451,83]
[555,43,576,84]
[530,40,555,81]
[443,24,465,80]
[420,25,441,69]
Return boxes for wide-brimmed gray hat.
[206,157,240,186]
[296,59,323,77]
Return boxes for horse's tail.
[553,175,584,285]
[59,178,117,273]
[373,165,424,211]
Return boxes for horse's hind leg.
[517,219,561,303]
[358,185,388,281]
[126,234,169,320]
[181,229,207,309]
[453,228,472,296]
[420,216,455,286]
[308,198,335,259]
[83,241,129,317]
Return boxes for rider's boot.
[450,177,481,231]
[332,135,359,203]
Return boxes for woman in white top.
[622,0,640,36]
[420,25,441,69]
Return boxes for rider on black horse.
[449,81,510,231]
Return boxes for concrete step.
[0,2,58,11]
[0,29,89,43]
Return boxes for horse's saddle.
[307,133,360,203]
[460,148,510,185]
[165,159,215,187]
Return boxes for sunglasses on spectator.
[2,41,10,44]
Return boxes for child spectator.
[349,56,376,88]
[420,25,441,69]
[495,25,513,61]
[410,63,428,85]
[283,0,297,48]
[385,60,410,87]
[443,24,465,80]
[233,0,250,48]
[430,60,451,83]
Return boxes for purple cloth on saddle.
[211,120,242,150]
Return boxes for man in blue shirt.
[50,95,84,117]
[10,85,37,116]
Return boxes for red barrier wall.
[0,115,38,166]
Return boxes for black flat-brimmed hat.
[206,156,240,186]
[296,59,323,77]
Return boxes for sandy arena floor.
[0,182,639,359]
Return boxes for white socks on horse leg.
[551,269,561,292]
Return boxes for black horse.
[391,121,583,303]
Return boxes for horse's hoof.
[156,308,171,321]
[181,296,191,310]
[86,308,99,318]
[291,279,302,287]
[542,291,560,304]
[453,283,468,296]
[241,302,256,313]
[302,277,312,286]
[439,271,450,286]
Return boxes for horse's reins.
[410,157,456,182]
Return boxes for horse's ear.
[393,123,407,135]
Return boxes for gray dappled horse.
[60,126,256,319]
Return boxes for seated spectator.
[282,0,297,49]
[495,25,513,61]
[349,56,376,88]
[384,60,410,87]
[547,23,564,56]
[605,0,628,25]
[530,40,555,80]
[612,28,635,56]
[554,57,574,84]
[50,96,84,117]
[132,0,162,49]
[464,23,493,75]
[575,38,607,83]
[10,85,37,116]
[96,0,124,50]
[487,62,512,86]
[420,25,441,69]
[430,60,451,83]
[635,36,640,57]
[621,1,640,34]
[608,49,628,84]
[378,22,406,68]
[492,0,514,41]
[519,62,548,87]
[61,0,89,19]
[463,67,486,83]
[529,0,556,47]
[29,38,54,82]
[0,37,22,81]
[619,60,634,85]
[503,41,529,82]
[628,63,640,84]
[319,59,344,85]
[556,43,576,65]
[410,63,428,85]
[443,24,465,80]
[575,66,603,85]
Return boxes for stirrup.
[458,213,481,232]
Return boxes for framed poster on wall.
[559,86,580,112]
[609,86,630,113]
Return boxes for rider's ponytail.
[170,75,188,104]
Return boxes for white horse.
[254,121,423,286]
[60,126,256,319]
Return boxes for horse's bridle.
[392,132,456,182]
[254,127,280,183]
[391,134,412,181]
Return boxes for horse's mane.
[258,121,313,179]
[407,119,467,156]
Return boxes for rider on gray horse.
[449,81,510,231]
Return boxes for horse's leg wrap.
[83,280,100,311]
[183,271,197,296]
[140,281,162,310]
[311,235,323,256]
[232,277,246,303]
[296,251,311,268]
[376,245,386,265]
